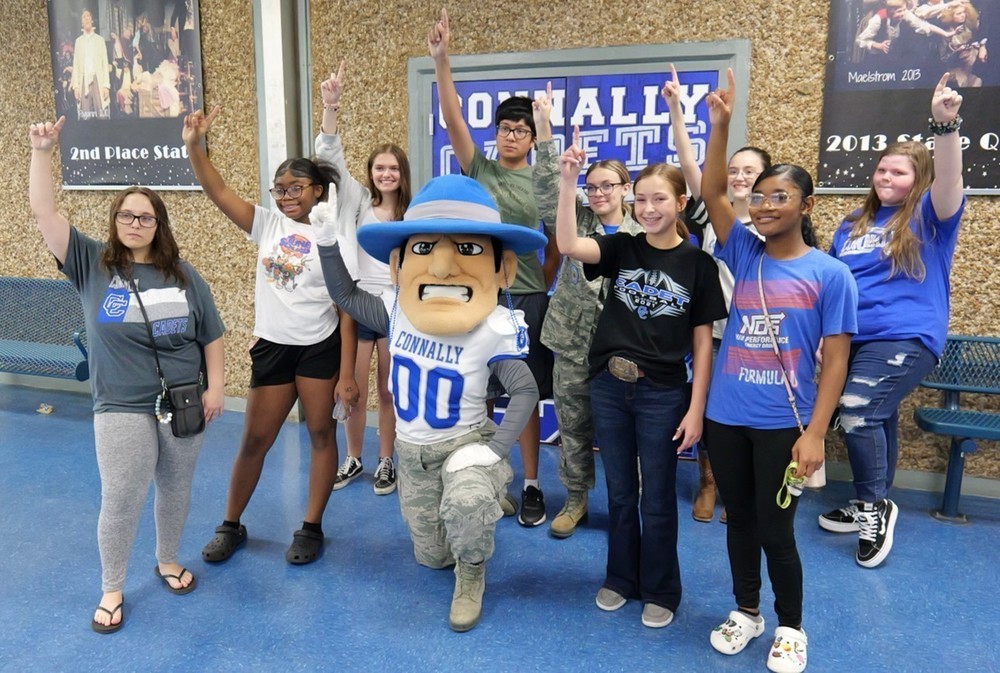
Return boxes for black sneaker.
[373,456,397,495]
[333,455,363,491]
[856,499,898,568]
[518,485,546,527]
[818,501,861,533]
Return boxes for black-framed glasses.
[748,192,797,208]
[115,211,158,228]
[269,183,316,199]
[584,183,624,197]
[496,124,533,140]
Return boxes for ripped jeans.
[839,339,938,502]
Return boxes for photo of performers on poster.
[46,0,204,189]
[431,69,719,192]
[820,0,999,192]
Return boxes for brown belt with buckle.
[608,355,644,383]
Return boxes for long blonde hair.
[631,164,689,240]
[586,160,631,218]
[847,141,933,280]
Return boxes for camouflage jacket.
[532,139,643,365]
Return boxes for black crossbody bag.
[124,272,205,438]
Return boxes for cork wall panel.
[0,1,260,395]
[309,2,1000,479]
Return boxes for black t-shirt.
[584,233,726,385]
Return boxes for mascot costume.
[314,174,546,632]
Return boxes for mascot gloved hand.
[310,184,339,246]
[445,443,501,472]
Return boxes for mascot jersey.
[383,292,528,446]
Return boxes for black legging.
[704,419,803,627]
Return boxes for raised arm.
[428,9,475,173]
[702,69,739,248]
[663,64,703,199]
[319,60,344,136]
[928,72,964,220]
[28,117,71,264]
[531,81,561,229]
[555,128,601,264]
[182,106,256,233]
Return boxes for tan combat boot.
[448,560,486,632]
[549,490,588,539]
[692,451,717,522]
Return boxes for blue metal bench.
[0,277,89,381]
[914,335,1000,523]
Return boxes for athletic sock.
[222,519,240,530]
[523,479,539,491]
[302,521,323,535]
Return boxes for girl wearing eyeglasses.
[28,117,226,633]
[183,106,359,567]
[313,63,413,497]
[819,75,965,569]
[556,126,727,629]
[529,83,644,539]
[661,64,774,525]
[701,71,857,673]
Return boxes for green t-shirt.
[467,148,545,295]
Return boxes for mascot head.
[358,175,547,336]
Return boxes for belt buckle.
[608,356,639,383]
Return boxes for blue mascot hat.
[357,174,548,263]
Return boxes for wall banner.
[819,0,1000,194]
[46,0,204,189]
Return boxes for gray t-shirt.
[60,227,225,414]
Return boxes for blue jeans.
[840,339,937,502]
[591,371,685,611]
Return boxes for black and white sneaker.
[333,455,363,491]
[856,499,898,568]
[518,485,546,527]
[818,501,862,533]
[373,456,397,495]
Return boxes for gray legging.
[94,413,204,592]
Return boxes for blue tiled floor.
[1,383,998,672]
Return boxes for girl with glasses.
[662,64,774,524]
[28,117,225,633]
[701,71,857,673]
[556,127,727,629]
[819,75,965,569]
[530,83,644,539]
[182,106,359,567]
[314,63,413,496]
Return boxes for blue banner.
[431,69,719,187]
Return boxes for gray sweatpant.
[94,413,204,592]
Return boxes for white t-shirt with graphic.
[249,206,339,345]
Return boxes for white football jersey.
[381,294,528,444]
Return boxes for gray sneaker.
[449,561,486,632]
[641,602,675,628]
[595,586,626,612]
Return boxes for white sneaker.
[766,626,808,673]
[710,610,765,655]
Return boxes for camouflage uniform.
[533,139,643,493]
[395,420,513,568]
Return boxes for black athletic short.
[249,328,342,387]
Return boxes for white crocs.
[766,626,808,673]
[710,610,765,655]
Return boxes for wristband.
[323,103,339,112]
[928,115,962,135]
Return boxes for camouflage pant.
[395,420,513,568]
[552,353,595,492]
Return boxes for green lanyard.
[777,461,808,510]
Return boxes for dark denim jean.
[591,370,686,611]
[840,339,938,502]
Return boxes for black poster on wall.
[818,0,1000,193]
[46,0,204,189]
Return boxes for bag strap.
[756,254,805,434]
[121,268,166,389]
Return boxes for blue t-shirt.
[830,192,963,358]
[706,224,858,430]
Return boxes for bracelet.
[928,115,962,135]
[323,103,339,112]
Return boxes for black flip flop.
[91,602,123,634]
[154,566,198,595]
